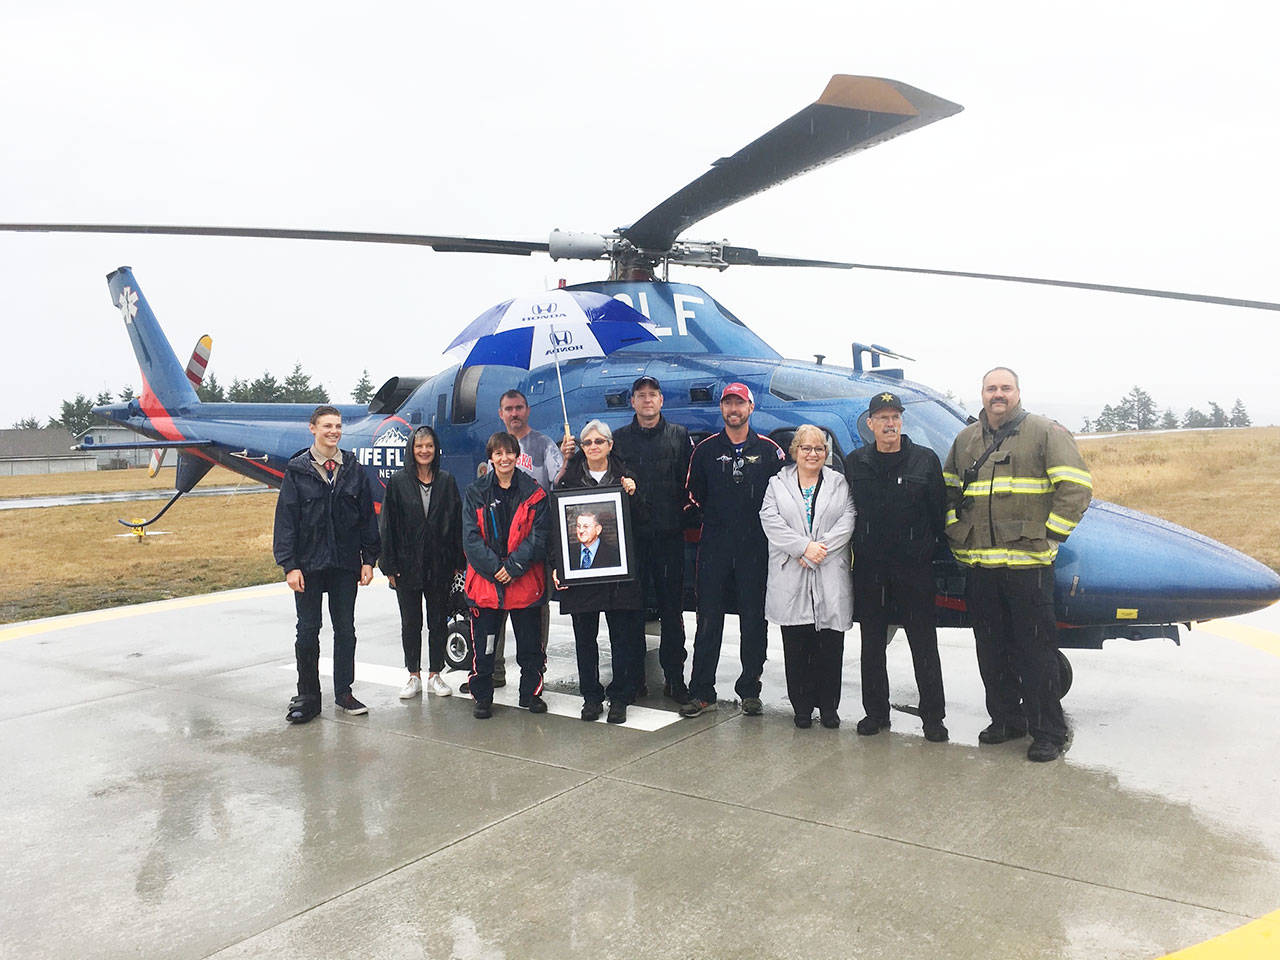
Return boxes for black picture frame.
[550,485,636,585]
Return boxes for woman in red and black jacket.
[462,431,550,718]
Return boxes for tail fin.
[106,267,200,411]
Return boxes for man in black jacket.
[611,376,694,704]
[844,392,948,741]
[680,383,785,717]
[273,405,380,723]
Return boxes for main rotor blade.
[0,223,549,256]
[845,261,1280,312]
[622,75,962,252]
[720,245,854,269]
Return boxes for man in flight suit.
[680,382,786,718]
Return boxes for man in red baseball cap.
[680,382,786,717]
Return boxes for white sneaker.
[398,675,423,699]
[427,673,452,697]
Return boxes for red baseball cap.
[720,382,754,404]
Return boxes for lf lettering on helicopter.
[5,72,1279,662]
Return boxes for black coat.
[611,414,693,537]
[378,465,464,594]
[273,448,380,574]
[552,451,643,614]
[844,434,947,573]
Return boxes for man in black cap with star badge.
[844,391,949,741]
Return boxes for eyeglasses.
[581,437,610,446]
[797,445,826,455]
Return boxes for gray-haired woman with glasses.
[759,425,856,728]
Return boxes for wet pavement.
[0,484,268,510]
[1,581,1277,959]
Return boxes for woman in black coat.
[378,425,464,700]
[552,419,645,724]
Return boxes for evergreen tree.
[119,385,136,402]
[248,372,283,403]
[1080,417,1093,433]
[227,377,251,402]
[197,371,227,402]
[48,394,98,435]
[94,389,114,406]
[351,369,376,404]
[1207,401,1227,428]
[11,416,41,430]
[1160,408,1178,430]
[1229,399,1251,428]
[1182,407,1210,429]
[1125,386,1157,430]
[281,363,329,403]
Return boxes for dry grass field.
[1,428,1276,623]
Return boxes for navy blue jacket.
[687,429,786,547]
[273,449,380,574]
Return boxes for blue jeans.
[294,568,359,700]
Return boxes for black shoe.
[820,712,841,729]
[741,697,763,716]
[472,700,492,719]
[855,716,889,736]
[923,721,949,743]
[978,722,1027,745]
[1027,738,1061,762]
[520,694,547,714]
[285,695,320,724]
[663,680,692,705]
[335,693,368,715]
[607,701,627,724]
[581,701,603,721]
[636,682,649,698]
[459,681,470,695]
[492,676,507,689]
[794,714,813,729]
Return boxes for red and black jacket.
[462,468,549,609]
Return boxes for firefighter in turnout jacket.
[942,367,1092,762]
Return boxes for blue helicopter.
[6,75,1279,675]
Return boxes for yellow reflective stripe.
[1046,512,1077,535]
[952,546,1057,567]
[1047,465,1093,489]
[945,509,959,526]
[942,471,962,488]
[961,477,1053,496]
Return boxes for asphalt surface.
[0,581,1276,959]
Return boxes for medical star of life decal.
[117,287,138,324]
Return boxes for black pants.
[293,568,359,700]
[780,624,844,719]
[394,581,448,674]
[572,609,645,704]
[491,601,551,682]
[635,534,687,685]
[690,538,768,703]
[468,606,545,704]
[855,564,946,724]
[966,565,1066,744]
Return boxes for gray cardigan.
[759,465,856,631]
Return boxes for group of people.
[272,365,1092,763]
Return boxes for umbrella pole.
[551,329,571,445]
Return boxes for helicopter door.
[451,365,483,424]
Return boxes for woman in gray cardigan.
[759,425,856,728]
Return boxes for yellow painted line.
[0,583,290,644]
[1195,620,1280,659]
[1158,910,1279,958]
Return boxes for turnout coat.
[758,465,856,632]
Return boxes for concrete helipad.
[1,579,1277,959]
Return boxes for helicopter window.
[451,365,483,424]
[854,399,968,461]
[768,367,859,402]
[435,394,446,426]
[605,391,628,408]
[689,385,714,403]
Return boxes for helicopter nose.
[1055,500,1280,624]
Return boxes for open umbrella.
[444,290,659,441]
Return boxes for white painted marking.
[289,658,685,732]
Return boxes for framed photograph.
[551,485,636,585]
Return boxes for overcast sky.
[3,1,1278,430]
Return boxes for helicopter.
[6,74,1280,667]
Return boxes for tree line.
[1081,387,1251,433]
[13,366,378,436]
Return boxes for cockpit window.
[769,367,858,402]
[855,400,967,460]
